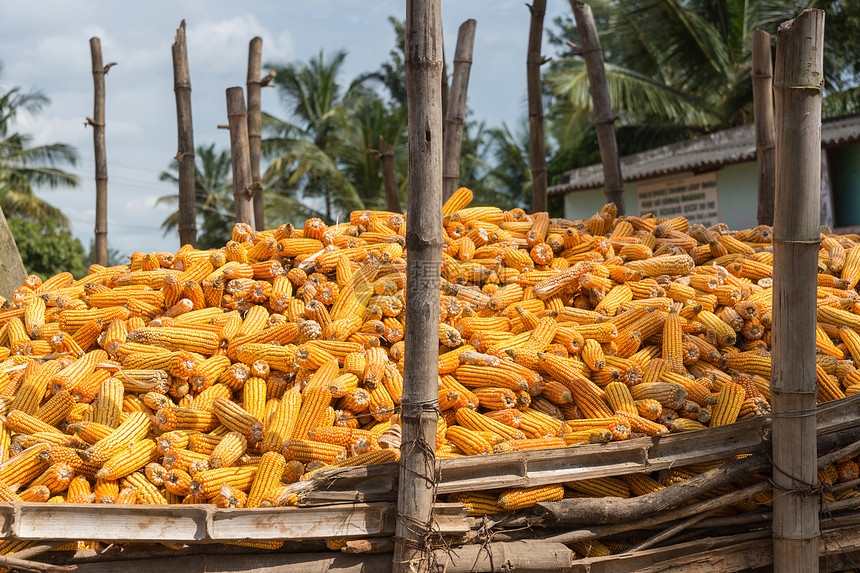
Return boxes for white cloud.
[187,15,294,75]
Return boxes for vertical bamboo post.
[247,37,265,231]
[526,0,548,213]
[441,19,477,203]
[571,0,625,214]
[226,87,255,228]
[441,31,449,138]
[771,9,824,573]
[379,137,401,213]
[753,29,776,227]
[394,0,443,571]
[89,37,112,266]
[172,21,197,248]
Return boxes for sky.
[0,0,570,259]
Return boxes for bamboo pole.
[526,0,548,213]
[441,30,449,137]
[226,87,255,228]
[367,136,401,213]
[247,37,264,231]
[394,0,443,571]
[570,0,625,215]
[172,21,196,248]
[771,9,825,573]
[88,37,113,266]
[752,29,776,227]
[441,19,477,203]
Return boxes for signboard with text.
[636,172,719,227]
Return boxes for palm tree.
[157,143,234,249]
[0,63,78,225]
[263,50,373,223]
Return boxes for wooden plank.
[0,502,468,543]
[8,504,207,542]
[208,504,391,542]
[207,503,468,541]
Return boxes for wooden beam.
[225,87,255,228]
[89,37,111,266]
[570,1,625,214]
[526,0,548,212]
[771,9,825,573]
[0,502,468,543]
[247,36,265,231]
[379,137,401,213]
[172,20,197,248]
[752,29,776,226]
[396,0,443,571]
[441,19,477,202]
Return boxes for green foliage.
[8,217,86,280]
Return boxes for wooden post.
[526,0,548,213]
[441,19,477,203]
[394,0,443,571]
[371,136,401,213]
[88,37,113,266]
[172,21,196,248]
[247,37,265,231]
[570,0,625,215]
[441,31,449,137]
[771,9,825,573]
[226,87,255,228]
[753,29,776,227]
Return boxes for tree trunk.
[526,0,548,213]
[753,29,776,227]
[0,207,26,300]
[247,37,264,231]
[571,0,625,214]
[771,9,825,573]
[172,21,196,248]
[226,87,255,228]
[395,0,443,571]
[89,37,110,266]
[379,136,401,213]
[441,19,477,202]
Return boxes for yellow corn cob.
[92,377,124,428]
[209,431,247,469]
[30,462,74,494]
[94,478,120,503]
[14,360,62,415]
[247,451,287,508]
[97,439,158,479]
[78,411,151,464]
[497,484,564,510]
[189,466,258,499]
[282,439,345,464]
[493,437,567,453]
[565,476,630,498]
[6,410,63,436]
[445,426,493,455]
[709,382,746,427]
[122,471,168,505]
